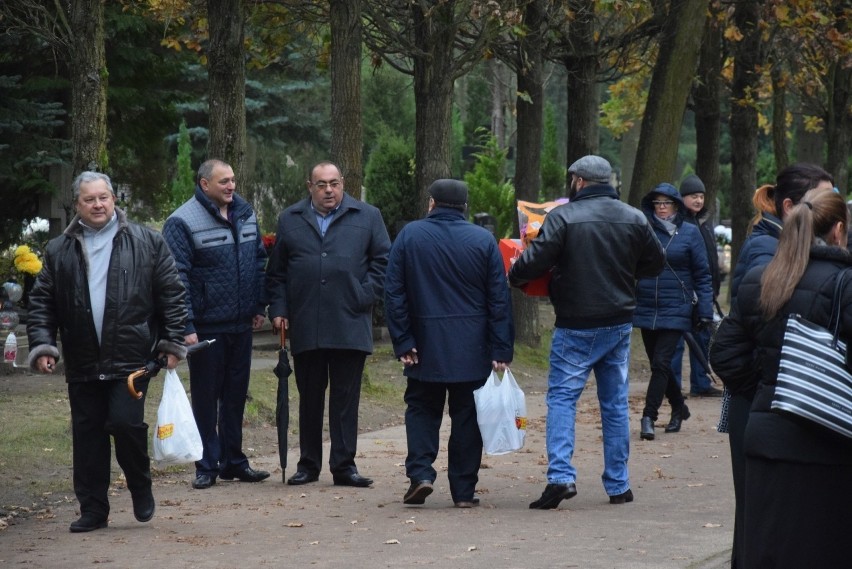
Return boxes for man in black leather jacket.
[27,171,187,533]
[509,155,664,509]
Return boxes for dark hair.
[197,159,230,185]
[771,163,834,218]
[759,187,847,319]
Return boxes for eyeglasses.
[313,180,342,190]
[652,200,675,207]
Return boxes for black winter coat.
[682,207,721,298]
[508,183,665,329]
[710,246,852,464]
[27,208,187,382]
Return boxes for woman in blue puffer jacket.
[634,183,713,441]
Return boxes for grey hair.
[197,159,230,185]
[72,171,114,200]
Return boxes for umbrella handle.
[127,368,148,400]
[280,326,286,348]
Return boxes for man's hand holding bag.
[474,369,527,455]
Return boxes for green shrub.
[464,129,515,238]
[364,133,417,239]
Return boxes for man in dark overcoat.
[266,161,391,487]
[384,179,514,507]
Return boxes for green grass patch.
[0,390,75,503]
[512,328,552,370]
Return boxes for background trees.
[0,0,849,323]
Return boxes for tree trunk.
[771,64,789,171]
[826,59,851,196]
[627,0,709,207]
[563,0,598,182]
[207,0,247,180]
[693,8,722,217]
[794,117,825,165]
[512,0,547,348]
[618,123,640,198]
[69,0,107,176]
[490,59,508,148]
[330,0,364,199]
[728,0,766,283]
[412,2,455,212]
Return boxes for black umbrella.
[274,326,292,474]
[683,331,719,384]
[126,339,216,399]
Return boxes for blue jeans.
[671,328,712,393]
[545,323,632,496]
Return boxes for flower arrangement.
[714,225,732,247]
[13,245,43,276]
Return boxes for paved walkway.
[1,369,734,569]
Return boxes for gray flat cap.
[568,155,612,184]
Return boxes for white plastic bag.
[474,369,527,455]
[152,369,203,466]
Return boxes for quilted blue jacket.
[163,186,267,335]
[729,212,782,302]
[633,183,713,331]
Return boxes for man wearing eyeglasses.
[266,161,391,488]
[509,155,665,509]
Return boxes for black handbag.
[772,269,852,439]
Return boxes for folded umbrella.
[126,339,216,399]
[274,326,292,473]
[683,331,719,384]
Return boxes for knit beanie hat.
[680,174,706,196]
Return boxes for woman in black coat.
[710,187,852,568]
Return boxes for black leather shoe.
[640,416,655,440]
[609,489,634,504]
[403,480,433,505]
[333,472,373,488]
[454,498,480,508]
[220,466,270,483]
[69,514,108,533]
[529,483,577,509]
[131,488,155,522]
[192,474,216,489]
[287,471,319,485]
[665,404,691,433]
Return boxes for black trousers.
[727,393,753,569]
[188,330,253,477]
[404,377,487,503]
[292,349,367,477]
[68,377,152,519]
[641,328,686,420]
